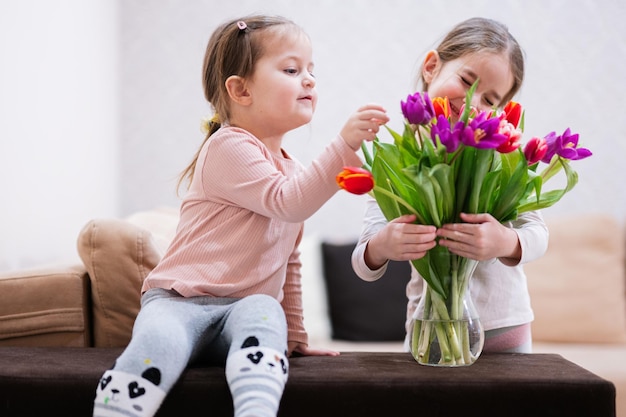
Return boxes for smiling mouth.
[450,102,461,117]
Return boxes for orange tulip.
[432,97,451,119]
[336,167,374,195]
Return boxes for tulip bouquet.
[337,82,591,366]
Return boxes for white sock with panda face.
[93,369,166,417]
[226,346,289,417]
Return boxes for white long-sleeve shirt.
[351,197,549,347]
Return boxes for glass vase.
[410,250,484,366]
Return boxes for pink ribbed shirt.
[142,126,361,345]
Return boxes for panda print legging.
[106,288,289,415]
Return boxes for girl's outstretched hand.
[340,104,389,150]
[289,341,340,357]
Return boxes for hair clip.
[237,21,247,31]
[200,113,220,134]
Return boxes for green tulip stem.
[413,255,479,365]
[429,289,463,363]
[540,156,563,183]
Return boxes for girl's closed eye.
[459,76,494,106]
[460,76,473,87]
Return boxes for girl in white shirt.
[352,17,548,353]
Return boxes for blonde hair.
[178,15,303,193]
[420,17,525,106]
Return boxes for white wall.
[119,0,626,243]
[2,0,625,270]
[0,1,119,271]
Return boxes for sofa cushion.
[0,265,90,347]
[124,207,178,253]
[321,242,411,341]
[525,214,626,344]
[77,219,160,347]
[76,208,179,348]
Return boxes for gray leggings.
[112,288,288,393]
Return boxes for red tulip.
[336,167,374,195]
[523,136,548,165]
[502,101,522,128]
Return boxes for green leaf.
[517,158,578,213]
[410,245,458,300]
[360,141,373,168]
[371,162,408,220]
[411,257,447,299]
[491,150,531,221]
[429,164,455,223]
[402,166,438,225]
[400,124,422,160]
[459,81,479,123]
[467,149,494,213]
[421,134,442,167]
[453,146,476,219]
[371,150,429,224]
[373,141,403,170]
[477,170,501,213]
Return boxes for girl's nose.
[303,73,315,88]
[468,92,491,113]
[468,93,483,111]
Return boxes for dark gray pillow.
[321,242,411,341]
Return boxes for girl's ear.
[422,50,441,84]
[225,75,252,105]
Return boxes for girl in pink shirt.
[93,14,388,417]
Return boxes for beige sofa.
[0,208,624,416]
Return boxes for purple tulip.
[431,115,460,153]
[460,112,508,149]
[401,92,435,125]
[541,128,592,163]
[556,128,592,161]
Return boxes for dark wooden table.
[0,348,615,416]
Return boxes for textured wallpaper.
[119,0,626,240]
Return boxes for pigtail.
[176,115,221,195]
